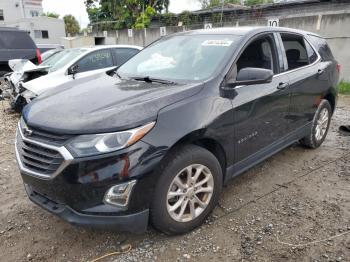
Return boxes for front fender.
[141,87,235,167]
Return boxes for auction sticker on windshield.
[202,39,233,46]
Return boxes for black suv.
[15,27,339,234]
[0,27,41,76]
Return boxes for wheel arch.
[323,91,336,114]
[162,129,228,181]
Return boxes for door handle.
[317,69,325,75]
[277,82,289,90]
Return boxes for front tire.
[150,145,222,235]
[300,99,332,149]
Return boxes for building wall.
[5,17,65,45]
[0,0,65,45]
[22,0,43,18]
[62,36,95,49]
[88,11,350,81]
[0,0,25,23]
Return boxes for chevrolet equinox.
[16,27,339,234]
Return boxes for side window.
[112,48,139,66]
[76,49,114,73]
[307,35,334,61]
[0,31,36,49]
[304,39,318,64]
[0,9,4,21]
[236,35,276,75]
[281,33,309,71]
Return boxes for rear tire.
[150,145,222,235]
[300,99,332,149]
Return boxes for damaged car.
[7,45,142,111]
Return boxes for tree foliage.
[199,0,240,9]
[244,0,273,5]
[84,0,169,29]
[63,15,81,36]
[199,0,273,8]
[42,12,60,18]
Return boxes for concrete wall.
[279,13,350,81]
[61,36,95,49]
[86,11,350,80]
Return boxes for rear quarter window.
[307,35,334,61]
[0,31,36,49]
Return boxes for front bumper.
[25,184,149,233]
[15,122,166,232]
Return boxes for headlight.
[66,122,155,157]
[21,89,37,102]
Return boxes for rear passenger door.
[278,33,329,131]
[231,33,291,165]
[111,48,140,67]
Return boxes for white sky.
[42,0,202,28]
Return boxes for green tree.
[134,6,156,29]
[199,0,240,8]
[85,0,169,29]
[63,15,81,36]
[244,0,273,5]
[199,0,272,8]
[42,12,60,18]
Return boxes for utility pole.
[220,0,224,27]
[142,3,145,27]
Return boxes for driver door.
[231,33,291,167]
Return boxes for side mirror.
[68,64,79,78]
[226,67,273,87]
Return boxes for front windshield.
[41,49,85,72]
[118,34,241,81]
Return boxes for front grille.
[20,118,73,146]
[16,131,65,176]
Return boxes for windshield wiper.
[132,76,177,85]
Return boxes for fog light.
[104,180,136,207]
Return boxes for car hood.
[23,74,204,134]
[9,59,51,88]
[22,70,102,96]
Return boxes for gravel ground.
[0,96,349,262]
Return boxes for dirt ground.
[0,96,349,262]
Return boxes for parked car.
[36,44,64,54]
[15,27,339,234]
[7,45,142,111]
[41,48,64,62]
[0,27,41,77]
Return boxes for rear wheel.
[300,99,332,149]
[150,145,222,235]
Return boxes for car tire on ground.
[300,99,332,149]
[150,145,223,235]
[0,71,8,88]
[0,71,8,77]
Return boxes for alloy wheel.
[166,164,214,223]
[315,107,329,141]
